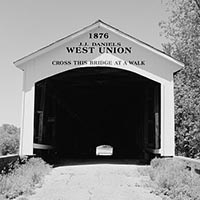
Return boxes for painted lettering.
[52,60,72,65]
[99,47,132,54]
[66,47,95,53]
[128,60,145,65]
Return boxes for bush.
[0,124,20,156]
[0,157,52,199]
[148,158,200,200]
[0,134,19,156]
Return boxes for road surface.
[25,161,161,200]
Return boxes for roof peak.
[95,19,104,23]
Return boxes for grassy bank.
[139,158,200,200]
[0,157,52,199]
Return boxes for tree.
[160,0,200,158]
[0,124,20,156]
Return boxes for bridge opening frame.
[33,67,161,160]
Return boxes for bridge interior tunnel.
[34,67,160,160]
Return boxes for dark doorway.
[34,67,160,160]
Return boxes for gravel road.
[25,162,161,200]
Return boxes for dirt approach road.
[27,162,162,200]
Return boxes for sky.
[0,0,168,127]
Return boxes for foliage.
[160,0,200,158]
[146,158,200,200]
[0,124,20,156]
[0,157,52,199]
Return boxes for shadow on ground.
[51,157,148,167]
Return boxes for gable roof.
[14,20,184,69]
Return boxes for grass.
[0,157,52,199]
[139,158,200,200]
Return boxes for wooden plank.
[146,148,161,154]
[154,85,160,149]
[38,82,46,143]
[33,143,54,150]
[155,112,160,149]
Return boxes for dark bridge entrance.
[34,67,160,160]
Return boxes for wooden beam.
[33,143,54,150]
[146,148,161,154]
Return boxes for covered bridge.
[14,20,183,160]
